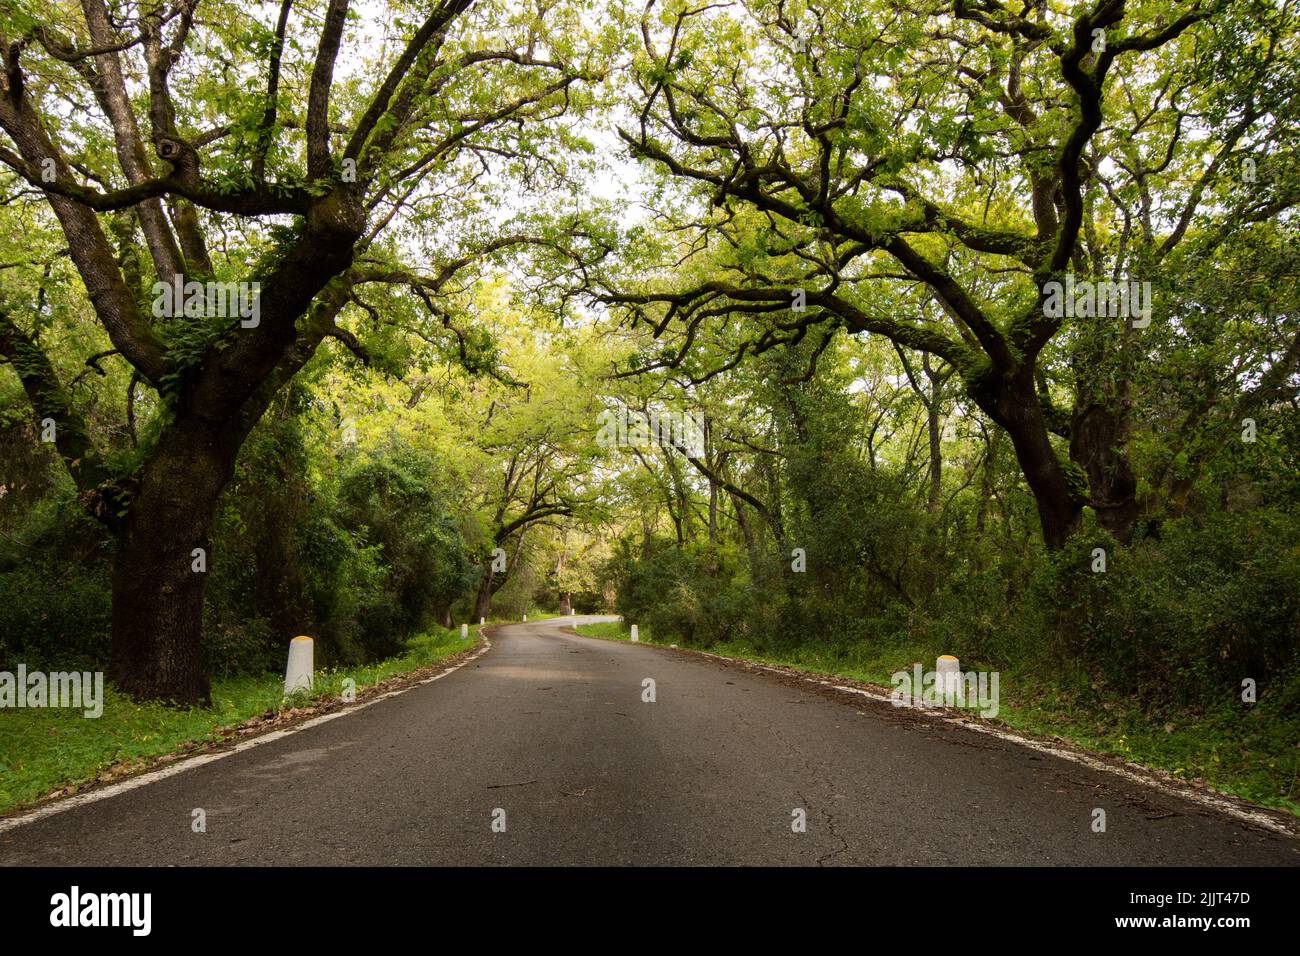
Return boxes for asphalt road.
[1,617,1295,866]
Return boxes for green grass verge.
[0,625,471,815]
[573,621,640,641]
[574,622,1299,816]
[520,609,563,622]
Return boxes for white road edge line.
[576,629,1296,839]
[0,629,494,836]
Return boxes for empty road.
[1,616,1294,865]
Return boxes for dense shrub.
[0,403,479,678]
[0,490,113,672]
[1015,509,1300,706]
[607,502,1300,714]
[333,448,477,657]
[0,562,113,672]
[609,540,753,645]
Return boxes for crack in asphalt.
[767,707,851,866]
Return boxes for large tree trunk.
[109,419,238,705]
[1071,401,1138,543]
[1069,330,1139,544]
[973,370,1085,550]
[1004,417,1083,550]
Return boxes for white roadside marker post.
[523,613,527,622]
[460,624,468,639]
[630,624,639,643]
[480,616,485,625]
[936,655,963,707]
[284,636,314,697]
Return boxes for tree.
[458,317,602,619]
[0,0,607,701]
[602,0,1299,548]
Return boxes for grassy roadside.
[573,621,1300,817]
[0,625,474,816]
[519,609,563,622]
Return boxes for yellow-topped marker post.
[284,636,314,697]
[936,654,963,706]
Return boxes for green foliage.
[0,490,113,672]
[0,390,481,680]
[333,447,477,658]
[1025,511,1300,706]
[202,400,477,672]
[0,562,113,674]
[608,539,753,646]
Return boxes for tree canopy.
[1,0,1296,750]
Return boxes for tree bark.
[109,417,239,705]
[1070,401,1138,543]
[474,566,494,622]
[971,368,1085,550]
